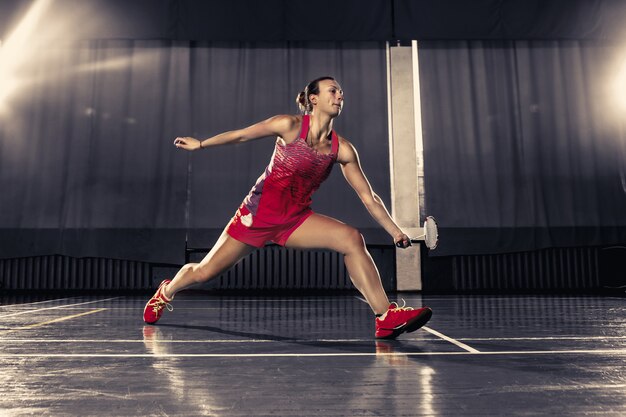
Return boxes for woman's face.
[311,79,344,116]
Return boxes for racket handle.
[395,233,426,247]
[409,233,426,243]
[398,216,439,250]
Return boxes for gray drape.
[419,40,626,256]
[0,41,390,263]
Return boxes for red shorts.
[226,204,313,248]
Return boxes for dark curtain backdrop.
[419,40,626,256]
[395,0,626,41]
[0,41,389,263]
[3,1,626,42]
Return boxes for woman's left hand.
[174,136,202,151]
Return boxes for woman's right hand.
[174,137,202,151]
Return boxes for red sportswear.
[227,115,339,247]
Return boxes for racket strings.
[424,216,439,249]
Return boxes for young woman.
[143,76,432,339]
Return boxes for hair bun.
[295,91,307,112]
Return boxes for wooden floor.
[0,293,625,416]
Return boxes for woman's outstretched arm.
[174,115,298,151]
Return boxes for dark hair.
[295,76,336,114]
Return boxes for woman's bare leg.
[285,213,390,315]
[163,229,256,299]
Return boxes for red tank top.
[242,115,339,223]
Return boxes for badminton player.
[143,76,432,339]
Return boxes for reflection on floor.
[0,293,625,416]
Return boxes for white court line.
[6,309,108,331]
[57,306,375,310]
[1,349,626,358]
[411,296,620,301]
[0,338,436,344]
[2,335,625,344]
[457,336,626,342]
[0,297,120,318]
[422,326,480,353]
[0,297,76,309]
[171,298,359,302]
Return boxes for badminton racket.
[396,216,439,250]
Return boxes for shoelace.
[377,299,413,322]
[389,299,414,312]
[151,298,173,315]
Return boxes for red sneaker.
[143,279,173,324]
[375,302,432,339]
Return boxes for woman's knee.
[339,227,366,254]
[191,250,247,283]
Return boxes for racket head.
[423,216,439,250]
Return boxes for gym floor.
[0,293,625,416]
